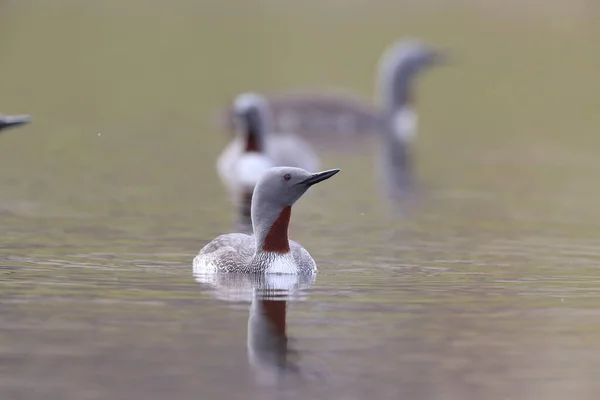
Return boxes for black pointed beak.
[0,115,32,132]
[299,169,341,187]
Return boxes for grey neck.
[243,107,272,152]
[379,58,414,115]
[379,122,413,198]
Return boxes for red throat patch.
[261,206,291,253]
[245,135,259,152]
[244,125,261,152]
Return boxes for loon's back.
[193,233,316,275]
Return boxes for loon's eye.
[283,173,292,181]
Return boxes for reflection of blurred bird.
[194,166,339,274]
[221,38,448,199]
[217,93,320,229]
[0,114,32,133]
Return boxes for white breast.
[264,254,298,274]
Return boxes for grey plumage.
[194,166,340,275]
[194,233,315,274]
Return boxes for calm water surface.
[2,1,600,399]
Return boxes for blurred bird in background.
[220,38,449,202]
[217,93,320,231]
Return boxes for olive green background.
[1,1,599,399]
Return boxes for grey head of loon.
[251,166,340,252]
[233,92,272,153]
[0,114,32,133]
[377,38,449,114]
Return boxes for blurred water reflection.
[194,272,316,386]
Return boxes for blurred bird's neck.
[245,125,265,153]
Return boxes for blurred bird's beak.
[0,114,32,132]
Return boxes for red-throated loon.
[194,166,339,274]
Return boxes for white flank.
[392,107,418,142]
[192,254,217,275]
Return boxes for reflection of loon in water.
[193,271,316,385]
